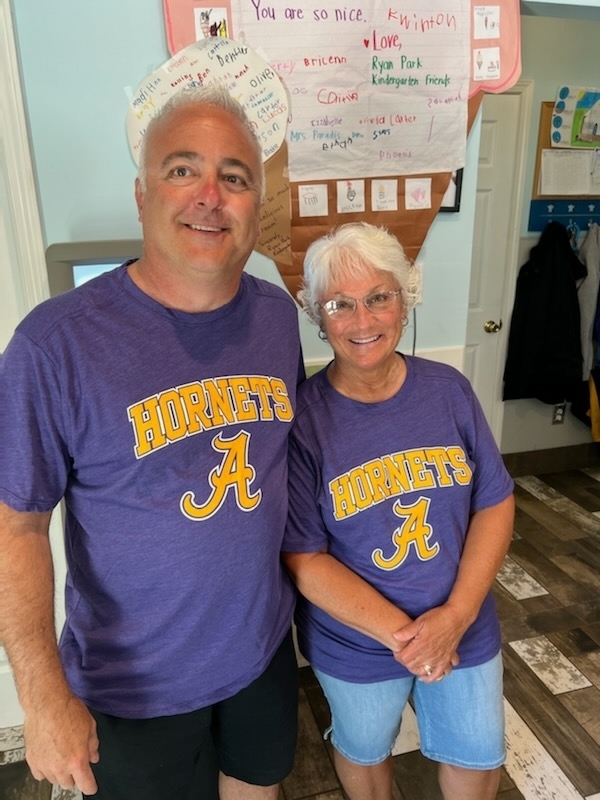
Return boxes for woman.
[282,222,514,800]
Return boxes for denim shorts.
[314,650,505,769]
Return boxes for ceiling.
[520,0,600,21]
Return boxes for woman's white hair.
[298,222,420,325]
[137,84,264,196]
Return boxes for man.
[0,85,303,799]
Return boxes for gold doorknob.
[484,319,503,333]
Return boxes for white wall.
[521,0,600,20]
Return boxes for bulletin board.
[528,101,600,233]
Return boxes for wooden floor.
[2,466,600,800]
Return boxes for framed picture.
[439,169,464,212]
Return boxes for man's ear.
[134,178,144,221]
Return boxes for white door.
[464,82,533,443]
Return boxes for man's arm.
[0,502,99,794]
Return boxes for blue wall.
[12,0,479,362]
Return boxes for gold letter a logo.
[180,431,261,520]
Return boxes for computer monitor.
[44,239,332,366]
[45,240,143,296]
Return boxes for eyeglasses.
[318,290,402,319]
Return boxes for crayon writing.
[249,1,364,22]
[387,10,458,32]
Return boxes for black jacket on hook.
[503,221,586,404]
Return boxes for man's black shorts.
[86,631,298,799]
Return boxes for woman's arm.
[446,492,515,626]
[283,548,413,653]
[393,493,515,679]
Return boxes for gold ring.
[423,663,433,676]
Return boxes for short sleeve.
[463,380,514,511]
[283,426,329,554]
[0,331,70,511]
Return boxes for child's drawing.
[195,8,229,40]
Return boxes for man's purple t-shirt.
[0,264,303,717]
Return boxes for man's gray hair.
[137,84,264,194]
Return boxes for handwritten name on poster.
[126,38,289,165]
[230,1,470,180]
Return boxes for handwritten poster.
[125,37,289,165]
[164,0,521,103]
[229,1,470,180]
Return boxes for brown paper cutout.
[256,94,483,303]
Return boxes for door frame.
[471,79,534,444]
[0,0,47,730]
[0,0,48,316]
